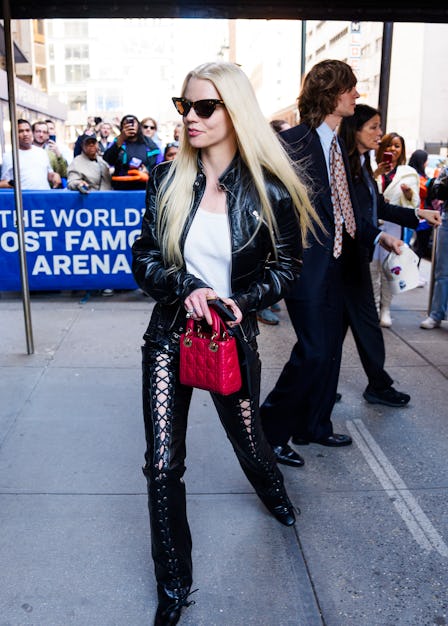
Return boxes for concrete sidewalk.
[1,260,447,626]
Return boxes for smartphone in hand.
[383,151,393,164]
[208,298,237,322]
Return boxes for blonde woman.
[132,61,319,626]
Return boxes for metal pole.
[300,21,306,82]
[3,0,34,354]
[378,22,394,132]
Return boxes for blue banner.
[0,190,146,291]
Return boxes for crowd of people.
[0,113,180,193]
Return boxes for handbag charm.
[179,308,242,395]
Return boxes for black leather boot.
[260,493,298,526]
[153,589,197,626]
[153,601,182,626]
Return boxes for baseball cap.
[382,245,420,295]
[80,133,97,145]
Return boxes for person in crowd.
[162,141,179,161]
[173,121,183,142]
[97,121,115,156]
[131,60,319,626]
[141,116,157,139]
[67,134,112,192]
[141,116,164,164]
[32,120,68,183]
[45,118,73,164]
[371,132,420,327]
[420,165,448,329]
[73,116,103,157]
[0,119,61,189]
[259,60,403,468]
[103,114,160,188]
[338,104,441,406]
[408,149,435,282]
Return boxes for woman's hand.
[184,288,218,325]
[219,297,243,327]
[373,160,393,178]
[418,209,442,227]
[400,184,413,202]
[184,289,242,326]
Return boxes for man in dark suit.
[260,60,404,468]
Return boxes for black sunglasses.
[172,97,225,119]
[143,125,155,130]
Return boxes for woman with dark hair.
[163,141,179,161]
[408,149,434,267]
[132,61,319,625]
[370,131,420,326]
[409,148,428,178]
[338,104,440,406]
[103,114,160,188]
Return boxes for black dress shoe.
[272,444,305,467]
[292,433,352,447]
[363,385,410,407]
[261,494,298,526]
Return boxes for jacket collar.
[196,151,241,188]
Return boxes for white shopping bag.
[382,245,420,295]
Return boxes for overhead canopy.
[0,1,447,23]
[0,24,28,62]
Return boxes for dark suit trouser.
[342,250,393,391]
[260,253,344,445]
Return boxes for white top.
[373,164,420,263]
[1,146,52,190]
[184,208,232,298]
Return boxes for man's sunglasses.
[172,97,225,119]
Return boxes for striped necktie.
[330,135,356,257]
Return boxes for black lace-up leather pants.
[141,331,291,606]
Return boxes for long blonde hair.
[157,61,319,270]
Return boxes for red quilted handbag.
[179,308,242,395]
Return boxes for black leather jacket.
[132,153,303,342]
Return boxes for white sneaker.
[420,316,441,329]
[380,310,392,328]
[417,276,427,288]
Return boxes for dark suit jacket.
[279,123,381,300]
[352,164,419,261]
